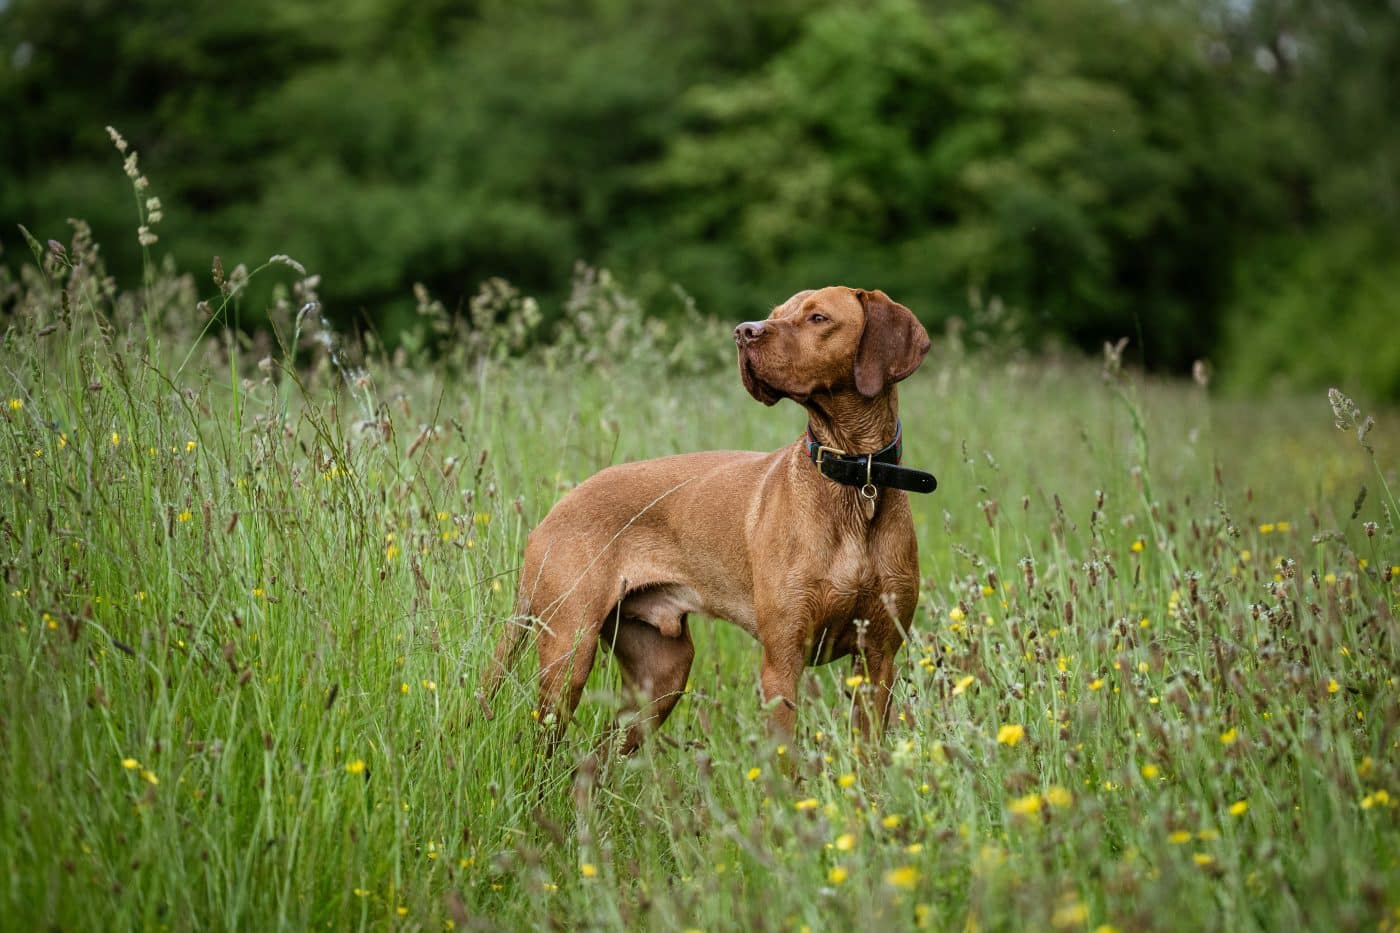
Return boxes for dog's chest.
[802,532,903,661]
[825,534,877,599]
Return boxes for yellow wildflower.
[580,863,598,878]
[1229,800,1248,816]
[1361,789,1392,810]
[835,833,855,852]
[7,399,21,410]
[996,723,1025,746]
[1327,679,1339,695]
[1219,727,1238,745]
[837,773,856,789]
[952,674,976,696]
[140,770,158,785]
[1045,785,1073,808]
[884,866,919,890]
[122,758,139,770]
[1193,853,1214,867]
[111,432,120,446]
[1130,539,1145,553]
[177,510,192,523]
[828,866,848,884]
[1089,677,1106,691]
[845,674,864,688]
[794,798,819,811]
[1052,901,1089,928]
[948,607,965,622]
[1167,830,1192,845]
[1141,764,1160,780]
[345,759,366,775]
[1008,793,1042,817]
[882,814,901,829]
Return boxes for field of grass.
[2,208,1398,931]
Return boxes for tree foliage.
[2,0,1396,394]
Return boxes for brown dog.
[483,286,934,754]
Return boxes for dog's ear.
[853,289,930,397]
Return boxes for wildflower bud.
[48,239,65,256]
[1363,521,1377,537]
[269,254,307,276]
[1328,388,1360,431]
[1101,337,1127,377]
[106,125,129,152]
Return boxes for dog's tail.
[475,614,532,722]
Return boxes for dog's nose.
[734,321,767,346]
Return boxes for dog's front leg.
[758,637,805,742]
[851,646,898,744]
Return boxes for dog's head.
[734,287,930,406]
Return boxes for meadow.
[2,196,1397,929]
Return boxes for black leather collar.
[803,421,937,495]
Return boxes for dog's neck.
[801,389,899,456]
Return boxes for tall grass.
[1,159,1396,931]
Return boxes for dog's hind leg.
[602,614,695,755]
[536,614,602,758]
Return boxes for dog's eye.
[808,313,828,324]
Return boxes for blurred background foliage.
[2,0,1397,397]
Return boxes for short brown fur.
[485,286,931,754]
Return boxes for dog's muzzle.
[733,321,768,347]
